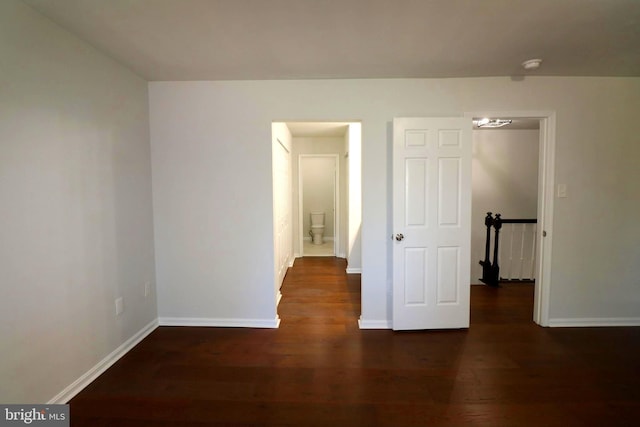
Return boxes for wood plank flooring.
[70,257,640,426]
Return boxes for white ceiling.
[286,122,350,137]
[24,0,640,81]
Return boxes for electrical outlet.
[144,281,151,297]
[115,297,124,316]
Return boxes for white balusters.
[529,223,537,280]
[497,220,537,281]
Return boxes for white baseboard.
[358,318,392,329]
[159,316,280,328]
[548,317,640,327]
[277,291,283,306]
[346,267,362,274]
[48,318,158,404]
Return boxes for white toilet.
[310,212,325,245]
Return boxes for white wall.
[272,123,293,292]
[342,131,350,262]
[0,0,156,403]
[346,123,362,273]
[471,130,539,282]
[347,123,362,272]
[149,76,640,327]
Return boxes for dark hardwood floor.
[70,257,640,426]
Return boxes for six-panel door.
[393,118,472,330]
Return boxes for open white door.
[393,118,472,330]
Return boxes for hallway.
[278,257,360,329]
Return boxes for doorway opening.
[271,121,362,319]
[470,117,540,321]
[467,111,555,327]
[299,154,338,257]
[391,113,555,330]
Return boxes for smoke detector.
[522,59,542,70]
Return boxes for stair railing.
[479,212,537,287]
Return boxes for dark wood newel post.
[479,212,493,285]
[489,213,502,287]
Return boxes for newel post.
[479,212,493,284]
[489,214,503,287]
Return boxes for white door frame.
[465,111,556,327]
[298,154,339,256]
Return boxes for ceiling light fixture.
[475,118,513,128]
[522,58,542,70]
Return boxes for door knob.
[395,233,404,241]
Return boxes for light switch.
[557,184,567,198]
[115,297,124,316]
